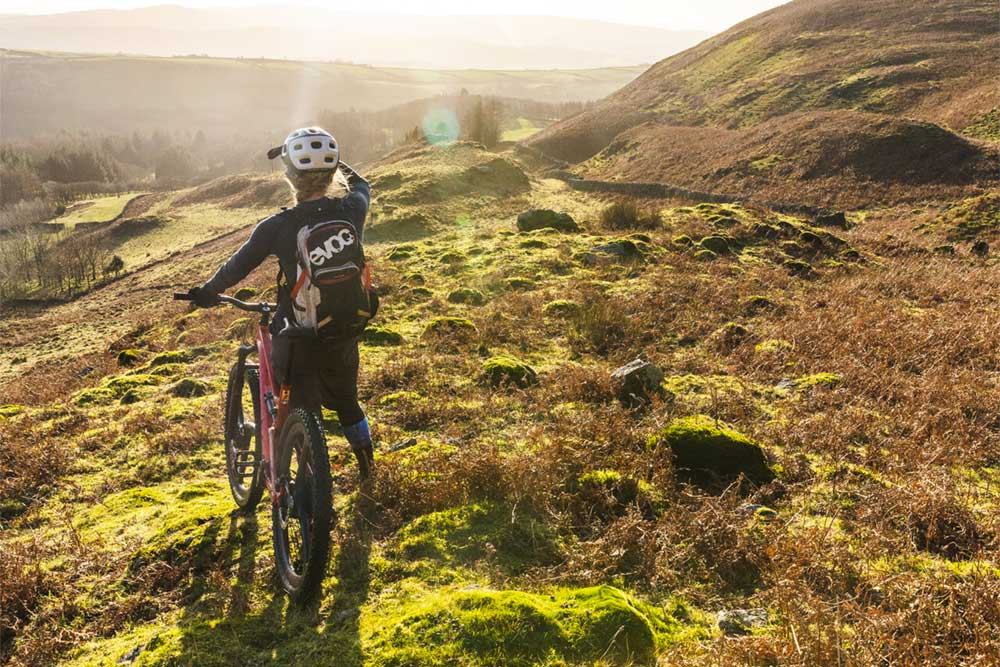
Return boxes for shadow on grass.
[167,492,374,666]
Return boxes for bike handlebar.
[173,292,276,313]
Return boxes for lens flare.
[421,107,460,146]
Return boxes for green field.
[52,192,147,227]
[501,117,546,142]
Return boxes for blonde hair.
[285,168,350,204]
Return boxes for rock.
[814,210,848,228]
[972,240,989,257]
[672,235,694,247]
[611,359,664,407]
[482,355,538,389]
[699,235,730,254]
[516,209,580,233]
[590,239,645,262]
[648,415,775,486]
[717,608,768,636]
[117,644,145,664]
[783,259,814,277]
[693,249,717,261]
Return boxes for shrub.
[599,201,662,230]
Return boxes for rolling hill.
[0,50,643,140]
[530,0,1000,207]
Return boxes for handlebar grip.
[173,292,194,301]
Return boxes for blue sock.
[343,417,371,452]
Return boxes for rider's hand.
[188,286,219,308]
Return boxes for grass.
[2,139,999,666]
[51,193,147,227]
[501,117,546,143]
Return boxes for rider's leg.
[315,339,373,480]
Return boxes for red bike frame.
[255,318,292,507]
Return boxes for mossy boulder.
[148,349,191,367]
[386,247,413,261]
[233,287,257,300]
[712,322,753,351]
[518,238,550,249]
[423,316,478,342]
[171,378,210,398]
[482,355,538,389]
[447,288,487,306]
[672,235,694,247]
[699,235,731,255]
[409,286,434,300]
[542,299,581,317]
[783,259,814,277]
[516,209,580,233]
[694,249,718,261]
[116,348,142,367]
[648,415,774,486]
[362,325,404,346]
[571,469,658,520]
[439,251,466,265]
[75,374,160,406]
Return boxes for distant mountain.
[529,0,999,207]
[0,6,711,70]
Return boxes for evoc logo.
[309,228,356,266]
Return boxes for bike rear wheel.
[272,408,333,605]
[224,362,264,510]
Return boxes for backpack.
[281,215,378,339]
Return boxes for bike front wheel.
[272,408,333,605]
[224,363,264,510]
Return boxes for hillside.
[529,0,1000,207]
[0,9,710,70]
[2,137,999,666]
[0,50,643,140]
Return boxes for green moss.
[648,415,774,486]
[447,288,487,305]
[937,194,1000,241]
[365,584,704,667]
[839,248,862,262]
[171,378,210,398]
[423,316,478,340]
[403,272,425,285]
[518,238,550,249]
[783,258,813,277]
[386,248,413,261]
[962,108,1000,141]
[694,249,718,261]
[749,154,785,171]
[224,317,253,339]
[672,235,694,247]
[439,251,466,264]
[233,287,257,300]
[361,325,405,346]
[0,404,25,418]
[148,362,186,377]
[409,286,434,300]
[148,350,191,367]
[75,373,160,406]
[505,276,536,290]
[542,299,581,317]
[742,294,776,315]
[116,348,142,367]
[699,235,731,255]
[792,372,842,390]
[380,390,423,405]
[755,338,793,354]
[482,355,538,388]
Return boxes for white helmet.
[267,127,339,172]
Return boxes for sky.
[0,0,789,32]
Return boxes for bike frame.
[252,313,293,507]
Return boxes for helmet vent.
[324,156,335,163]
[293,143,303,150]
[311,140,322,149]
[300,157,312,164]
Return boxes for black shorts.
[270,335,365,426]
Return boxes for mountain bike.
[173,292,331,604]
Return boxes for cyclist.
[188,127,375,480]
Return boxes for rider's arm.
[202,216,279,296]
[339,163,370,233]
